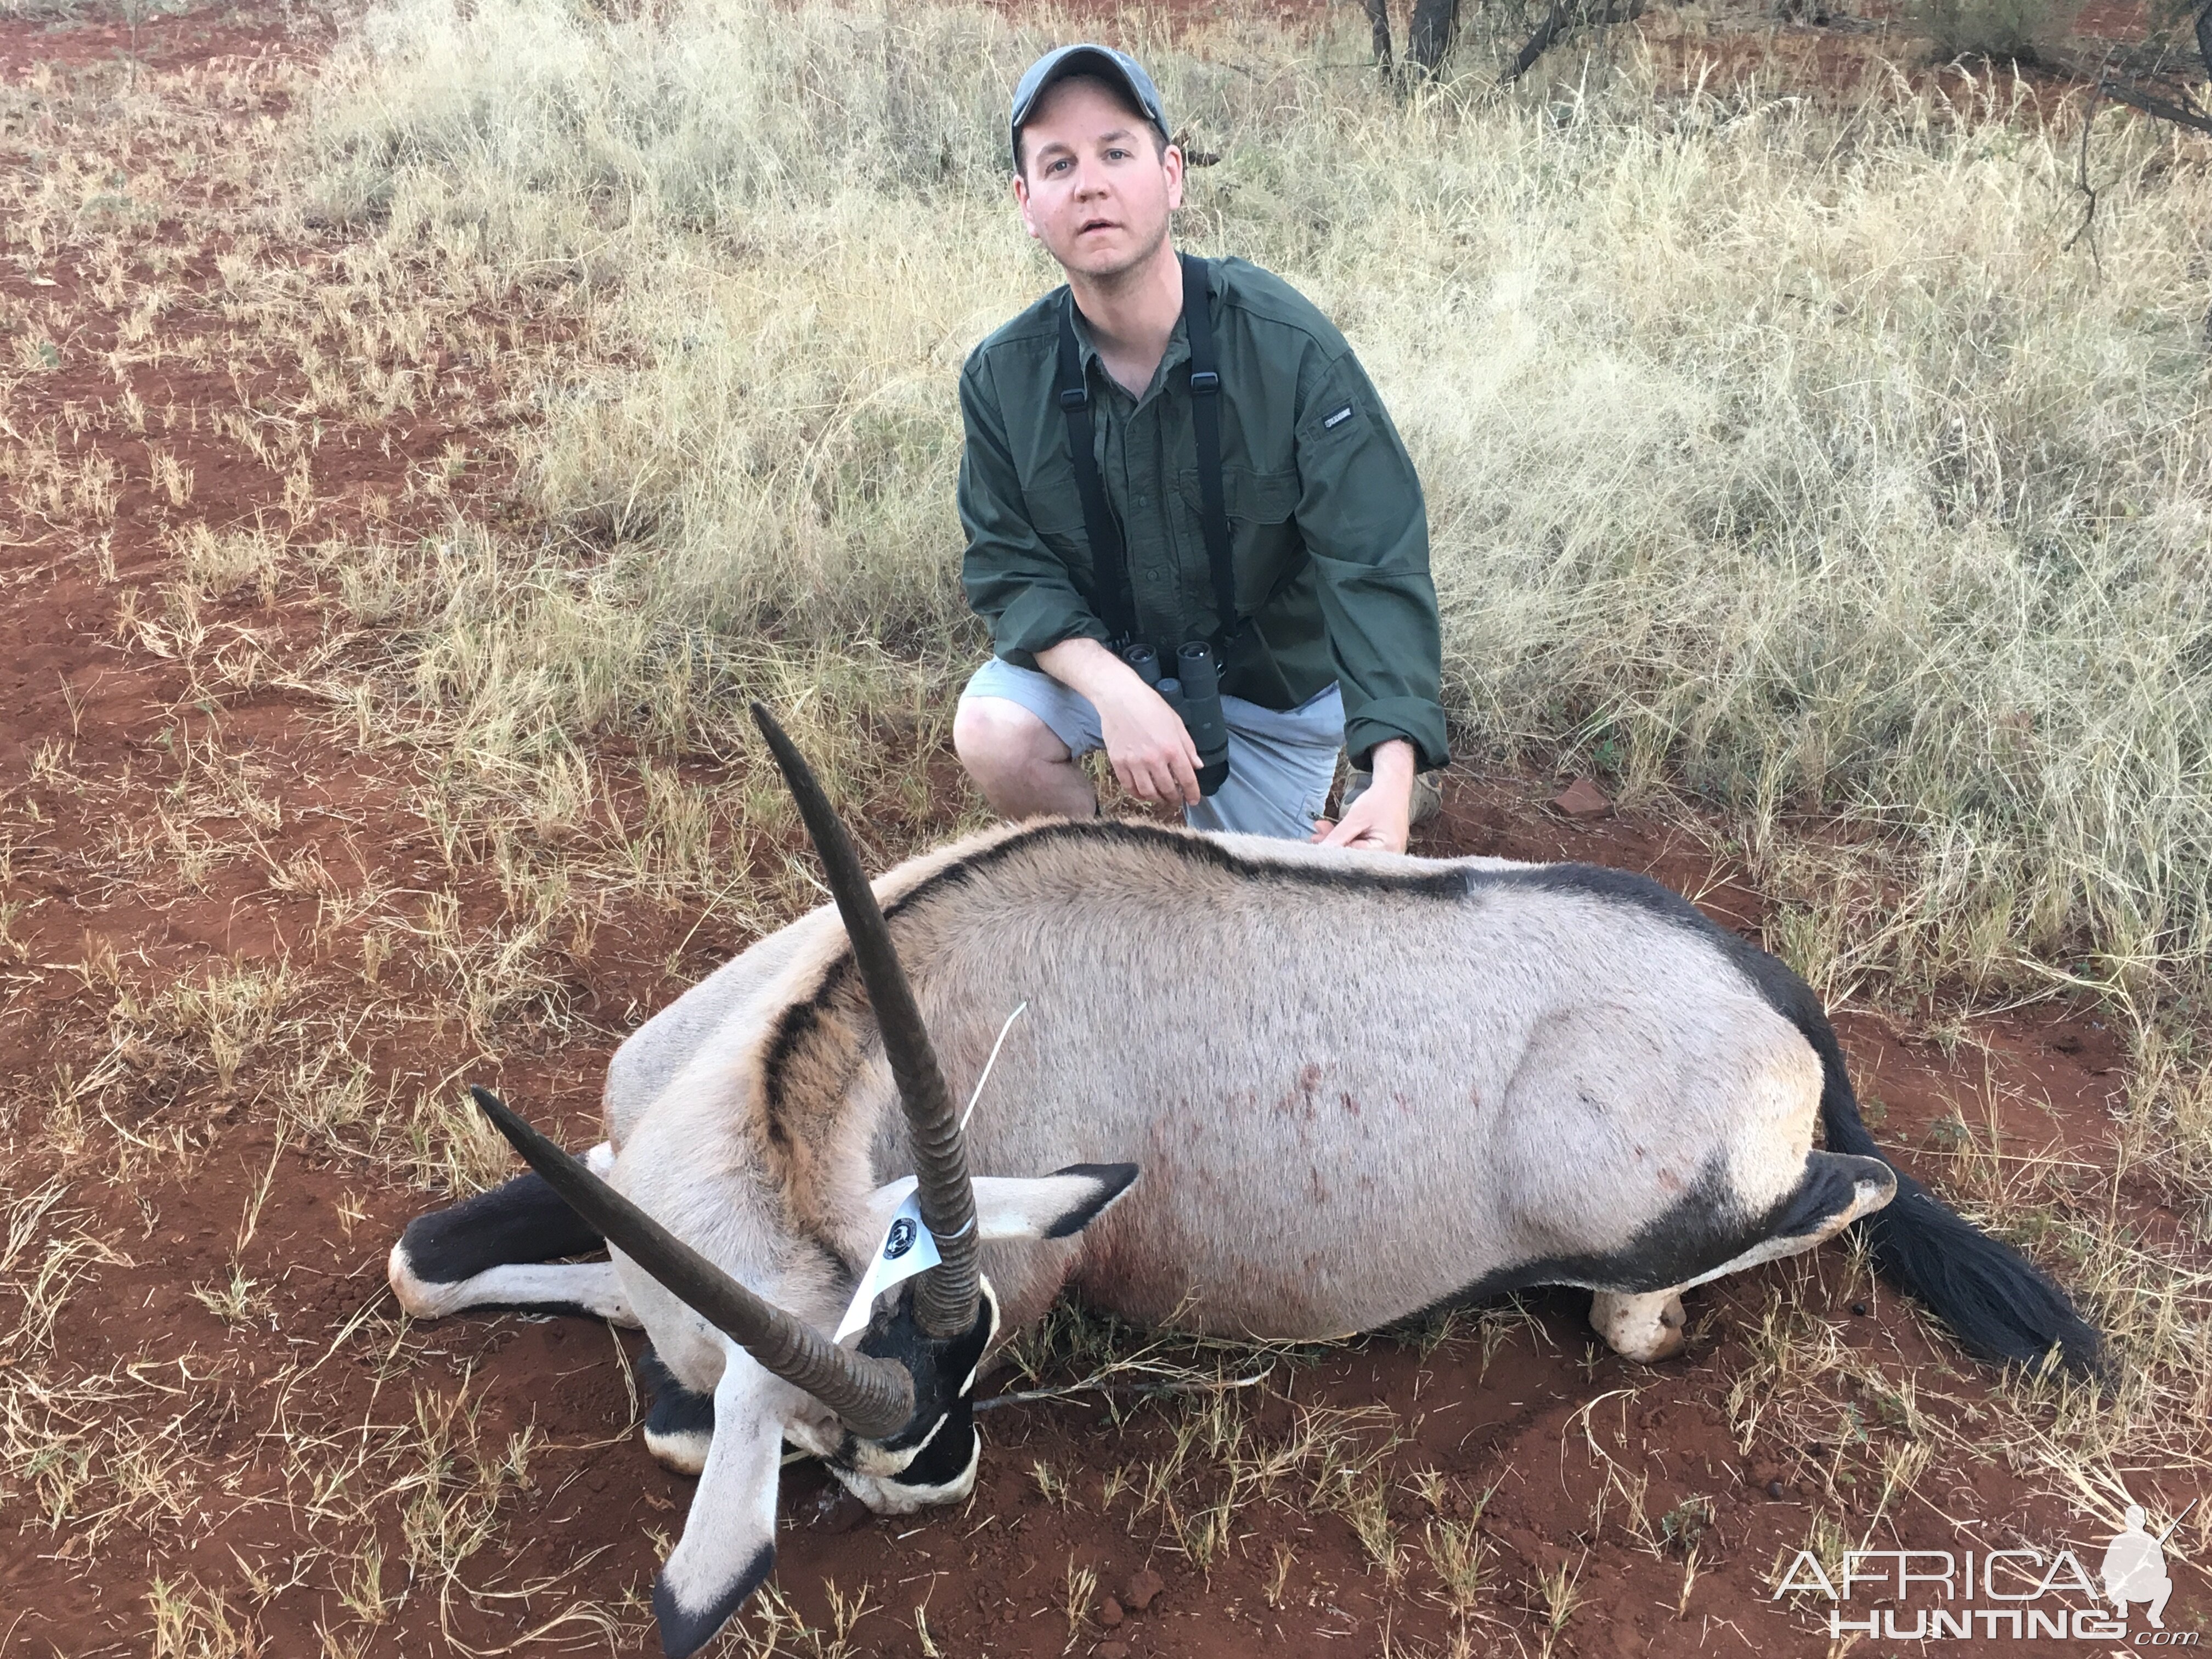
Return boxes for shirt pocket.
[1020,461,1098,588]
[1180,464,1304,615]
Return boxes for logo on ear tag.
[835,1192,942,1341]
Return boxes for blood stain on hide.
[1274,1062,1325,1122]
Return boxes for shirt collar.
[1067,297,1192,409]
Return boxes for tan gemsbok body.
[390,708,2102,1659]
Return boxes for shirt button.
[1135,494,1148,506]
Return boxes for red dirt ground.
[2,5,2203,1658]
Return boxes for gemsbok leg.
[387,1145,637,1324]
[1585,1148,1895,1363]
[387,1144,722,1471]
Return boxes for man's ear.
[865,1166,1138,1244]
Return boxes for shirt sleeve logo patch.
[1322,405,1355,430]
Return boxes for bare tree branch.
[1502,0,1646,85]
[2065,67,2106,275]
[1364,0,1396,78]
[2041,49,2212,134]
[2087,72,2212,132]
[1409,0,1459,76]
[1503,0,1571,82]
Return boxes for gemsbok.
[391,705,2102,1657]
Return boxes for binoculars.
[1121,641,1231,797]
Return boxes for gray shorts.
[961,656,1343,840]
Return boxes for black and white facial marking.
[638,1347,716,1477]
[645,1165,1139,1659]
[828,1276,1001,1504]
[816,1161,1138,1510]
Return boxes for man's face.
[1013,76,1183,283]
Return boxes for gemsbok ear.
[652,1346,785,1659]
[862,1165,1139,1246]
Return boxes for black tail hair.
[1503,864,2107,1377]
[1773,970,2106,1378]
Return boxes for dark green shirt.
[957,257,1448,771]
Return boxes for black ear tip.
[1051,1160,1141,1195]
[1042,1163,1142,1239]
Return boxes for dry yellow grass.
[294,0,2212,1016]
[2,1,2209,1653]
[286,0,2212,1632]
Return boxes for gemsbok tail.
[1635,875,2105,1378]
[1785,985,2106,1377]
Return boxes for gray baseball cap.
[1008,44,1169,171]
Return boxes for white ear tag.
[834,1192,942,1342]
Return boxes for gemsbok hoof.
[384,704,2105,1659]
[1590,1289,1689,1362]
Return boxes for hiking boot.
[1341,767,1443,827]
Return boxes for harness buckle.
[1058,387,1088,410]
[1189,370,1220,394]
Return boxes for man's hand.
[1312,739,1415,854]
[1095,681,1203,806]
[1036,636,1201,808]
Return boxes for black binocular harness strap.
[1054,302,1135,644]
[1054,254,1240,653]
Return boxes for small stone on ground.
[1551,776,1614,819]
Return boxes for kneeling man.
[953,45,1447,853]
